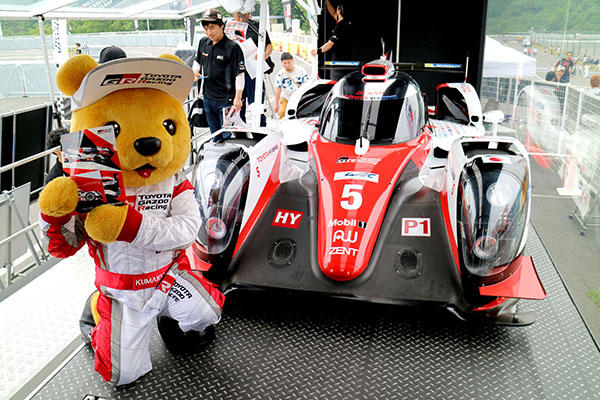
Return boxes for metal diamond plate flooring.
[29,227,600,400]
[0,247,95,400]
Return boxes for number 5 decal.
[341,184,363,210]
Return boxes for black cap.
[99,46,127,64]
[200,8,224,25]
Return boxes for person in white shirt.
[274,52,309,119]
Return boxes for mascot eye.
[106,121,120,136]
[163,119,176,136]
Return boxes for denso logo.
[329,246,358,256]
[333,230,358,243]
[334,171,379,183]
[328,219,367,229]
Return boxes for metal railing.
[481,75,600,233]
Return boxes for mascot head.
[56,53,193,187]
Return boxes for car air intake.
[394,249,423,279]
[268,239,297,267]
[362,65,387,76]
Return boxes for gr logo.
[82,395,107,400]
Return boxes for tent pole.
[38,16,56,105]
[252,0,268,129]
[38,16,61,128]
[395,0,401,63]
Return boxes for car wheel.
[84,192,96,202]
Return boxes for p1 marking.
[402,218,431,237]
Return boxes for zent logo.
[329,247,358,256]
[402,218,431,237]
[272,209,303,229]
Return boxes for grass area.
[588,290,600,312]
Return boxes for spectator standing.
[73,42,82,55]
[589,75,600,96]
[311,2,352,80]
[194,9,246,141]
[274,53,309,119]
[555,51,575,83]
[233,11,274,127]
[545,66,567,83]
[45,127,69,185]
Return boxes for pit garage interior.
[0,0,599,399]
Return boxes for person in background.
[193,9,246,141]
[274,52,309,119]
[545,65,566,83]
[44,127,69,185]
[233,10,274,126]
[589,75,600,96]
[74,42,82,55]
[555,51,575,83]
[98,46,126,64]
[311,2,351,80]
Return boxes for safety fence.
[481,76,600,234]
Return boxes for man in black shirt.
[555,51,575,83]
[194,9,246,140]
[311,3,352,80]
[233,11,274,126]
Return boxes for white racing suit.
[40,171,224,385]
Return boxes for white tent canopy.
[483,36,537,79]
[0,0,219,20]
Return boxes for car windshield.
[320,79,425,145]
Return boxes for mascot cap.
[71,57,194,111]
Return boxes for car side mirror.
[483,110,505,136]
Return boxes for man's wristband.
[317,47,322,54]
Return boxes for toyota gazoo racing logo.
[101,73,182,86]
[328,219,367,229]
[334,171,379,183]
[135,192,172,211]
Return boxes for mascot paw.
[39,177,78,217]
[85,204,128,243]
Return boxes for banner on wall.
[52,19,69,65]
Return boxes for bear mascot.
[38,53,224,386]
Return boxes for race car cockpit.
[319,61,426,146]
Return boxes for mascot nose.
[134,137,162,156]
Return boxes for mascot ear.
[158,53,185,64]
[56,54,98,96]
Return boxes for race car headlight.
[193,143,250,255]
[473,235,499,260]
[206,217,227,240]
[459,158,529,277]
